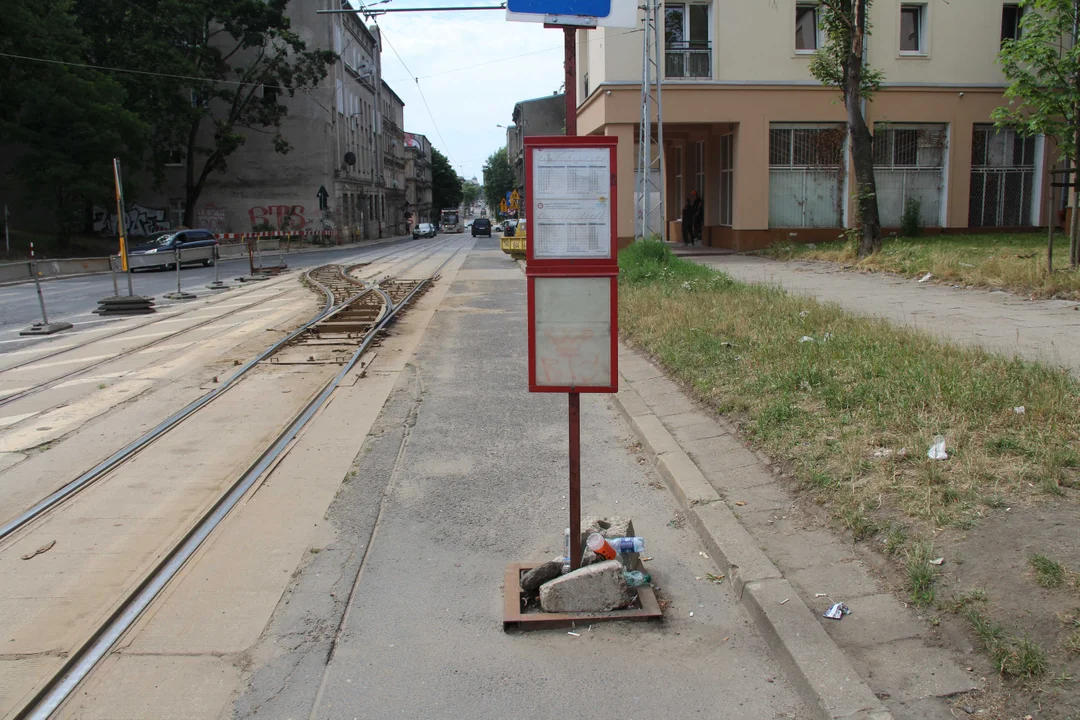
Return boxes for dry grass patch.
[758,232,1080,299]
[619,242,1080,534]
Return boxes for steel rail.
[0,288,294,410]
[14,238,468,720]
[0,239,458,543]
[0,266,352,543]
[0,276,293,378]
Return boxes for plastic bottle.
[586,532,617,561]
[563,528,571,571]
[623,570,651,587]
[608,537,645,554]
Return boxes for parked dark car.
[471,218,492,237]
[412,222,437,239]
[129,229,219,271]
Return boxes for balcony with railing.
[664,41,711,79]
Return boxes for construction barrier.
[500,234,527,260]
[0,257,112,283]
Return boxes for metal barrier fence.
[0,257,112,284]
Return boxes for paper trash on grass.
[927,435,948,460]
[930,557,945,566]
[1014,406,1026,415]
[823,602,851,620]
[799,336,815,343]
[918,273,933,283]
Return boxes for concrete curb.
[612,381,892,720]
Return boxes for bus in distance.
[440,208,464,233]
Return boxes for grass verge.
[618,241,1080,532]
[906,541,938,606]
[757,232,1080,299]
[1030,554,1067,589]
[965,606,1050,680]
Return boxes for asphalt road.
[0,235,423,351]
[231,239,809,719]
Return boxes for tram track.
[0,237,461,544]
[6,235,470,719]
[0,239,431,403]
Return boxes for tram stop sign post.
[525,135,618,574]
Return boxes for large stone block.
[539,560,633,613]
[579,515,635,546]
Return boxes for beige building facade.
[405,132,434,226]
[576,0,1052,249]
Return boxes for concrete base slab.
[817,594,927,648]
[788,563,883,609]
[56,655,241,719]
[849,640,977,699]
[19,321,73,336]
[162,291,196,300]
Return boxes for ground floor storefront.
[579,84,1055,251]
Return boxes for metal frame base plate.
[503,562,663,631]
[20,322,74,336]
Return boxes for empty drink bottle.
[586,533,617,561]
[608,537,645,554]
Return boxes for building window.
[900,4,926,54]
[695,141,705,199]
[164,150,186,167]
[795,4,818,52]
[873,123,948,227]
[718,134,733,227]
[673,146,684,212]
[583,72,589,98]
[969,125,1038,227]
[1001,4,1023,45]
[768,125,846,228]
[169,198,185,228]
[665,3,711,79]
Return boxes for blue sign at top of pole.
[507,0,610,17]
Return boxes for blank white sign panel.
[534,276,612,387]
[533,148,611,260]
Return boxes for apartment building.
[379,81,409,237]
[98,4,409,240]
[507,94,566,192]
[576,0,1051,249]
[405,132,434,226]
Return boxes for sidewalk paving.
[230,239,812,720]
[688,254,1080,377]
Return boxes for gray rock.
[539,560,634,613]
[579,515,635,547]
[520,561,562,592]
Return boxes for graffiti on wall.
[248,205,308,231]
[92,203,171,236]
[196,204,227,233]
[320,207,337,230]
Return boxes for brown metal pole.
[564,27,577,136]
[564,26,581,572]
[1048,166,1055,274]
[568,391,581,570]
